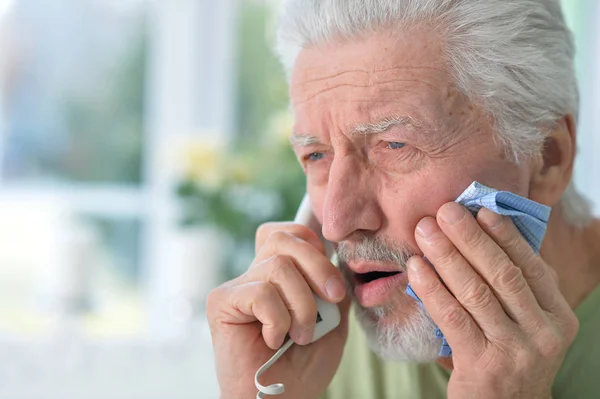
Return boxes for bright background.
[0,1,598,398]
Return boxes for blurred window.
[0,0,148,337]
[0,0,292,339]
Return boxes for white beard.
[334,235,442,363]
[354,301,441,363]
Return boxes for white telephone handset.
[254,194,341,398]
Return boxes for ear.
[528,115,576,207]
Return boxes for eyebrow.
[350,115,420,136]
[289,132,322,147]
[290,115,421,147]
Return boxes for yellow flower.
[180,139,226,191]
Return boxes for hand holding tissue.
[406,181,551,357]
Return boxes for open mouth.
[355,270,401,284]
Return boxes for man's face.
[289,27,532,361]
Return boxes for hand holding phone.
[254,195,342,397]
[207,194,348,399]
[292,194,341,341]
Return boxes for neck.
[540,205,600,309]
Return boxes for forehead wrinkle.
[297,65,442,88]
[294,83,370,106]
[294,75,441,107]
[298,68,369,87]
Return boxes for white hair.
[276,0,592,227]
[354,302,442,362]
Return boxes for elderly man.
[207,0,600,398]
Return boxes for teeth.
[359,271,400,283]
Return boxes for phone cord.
[255,339,295,398]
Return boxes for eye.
[386,142,406,150]
[306,152,325,161]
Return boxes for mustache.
[335,234,415,270]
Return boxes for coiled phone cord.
[255,338,295,398]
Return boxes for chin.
[353,294,442,363]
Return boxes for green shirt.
[324,284,600,399]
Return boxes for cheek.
[307,188,327,226]
[451,152,531,197]
[377,157,526,251]
[380,161,473,212]
[425,137,530,197]
[378,178,457,250]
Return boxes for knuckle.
[463,227,486,249]
[488,252,512,274]
[249,255,271,272]
[496,264,527,294]
[461,278,494,310]
[522,262,546,285]
[433,246,461,269]
[256,222,278,249]
[440,304,470,331]
[419,274,444,298]
[254,281,277,302]
[563,312,580,342]
[269,230,295,245]
[254,281,275,301]
[533,314,579,359]
[499,229,521,250]
[255,282,292,326]
[268,230,308,253]
[539,332,564,359]
[268,255,295,280]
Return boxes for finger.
[415,216,514,331]
[225,281,292,350]
[476,208,569,314]
[253,230,346,303]
[407,255,486,354]
[436,203,546,325]
[248,254,319,345]
[256,222,325,255]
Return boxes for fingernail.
[416,217,439,238]
[325,276,346,300]
[407,257,421,274]
[439,203,466,225]
[299,325,314,344]
[407,258,424,284]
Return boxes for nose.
[321,154,383,243]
